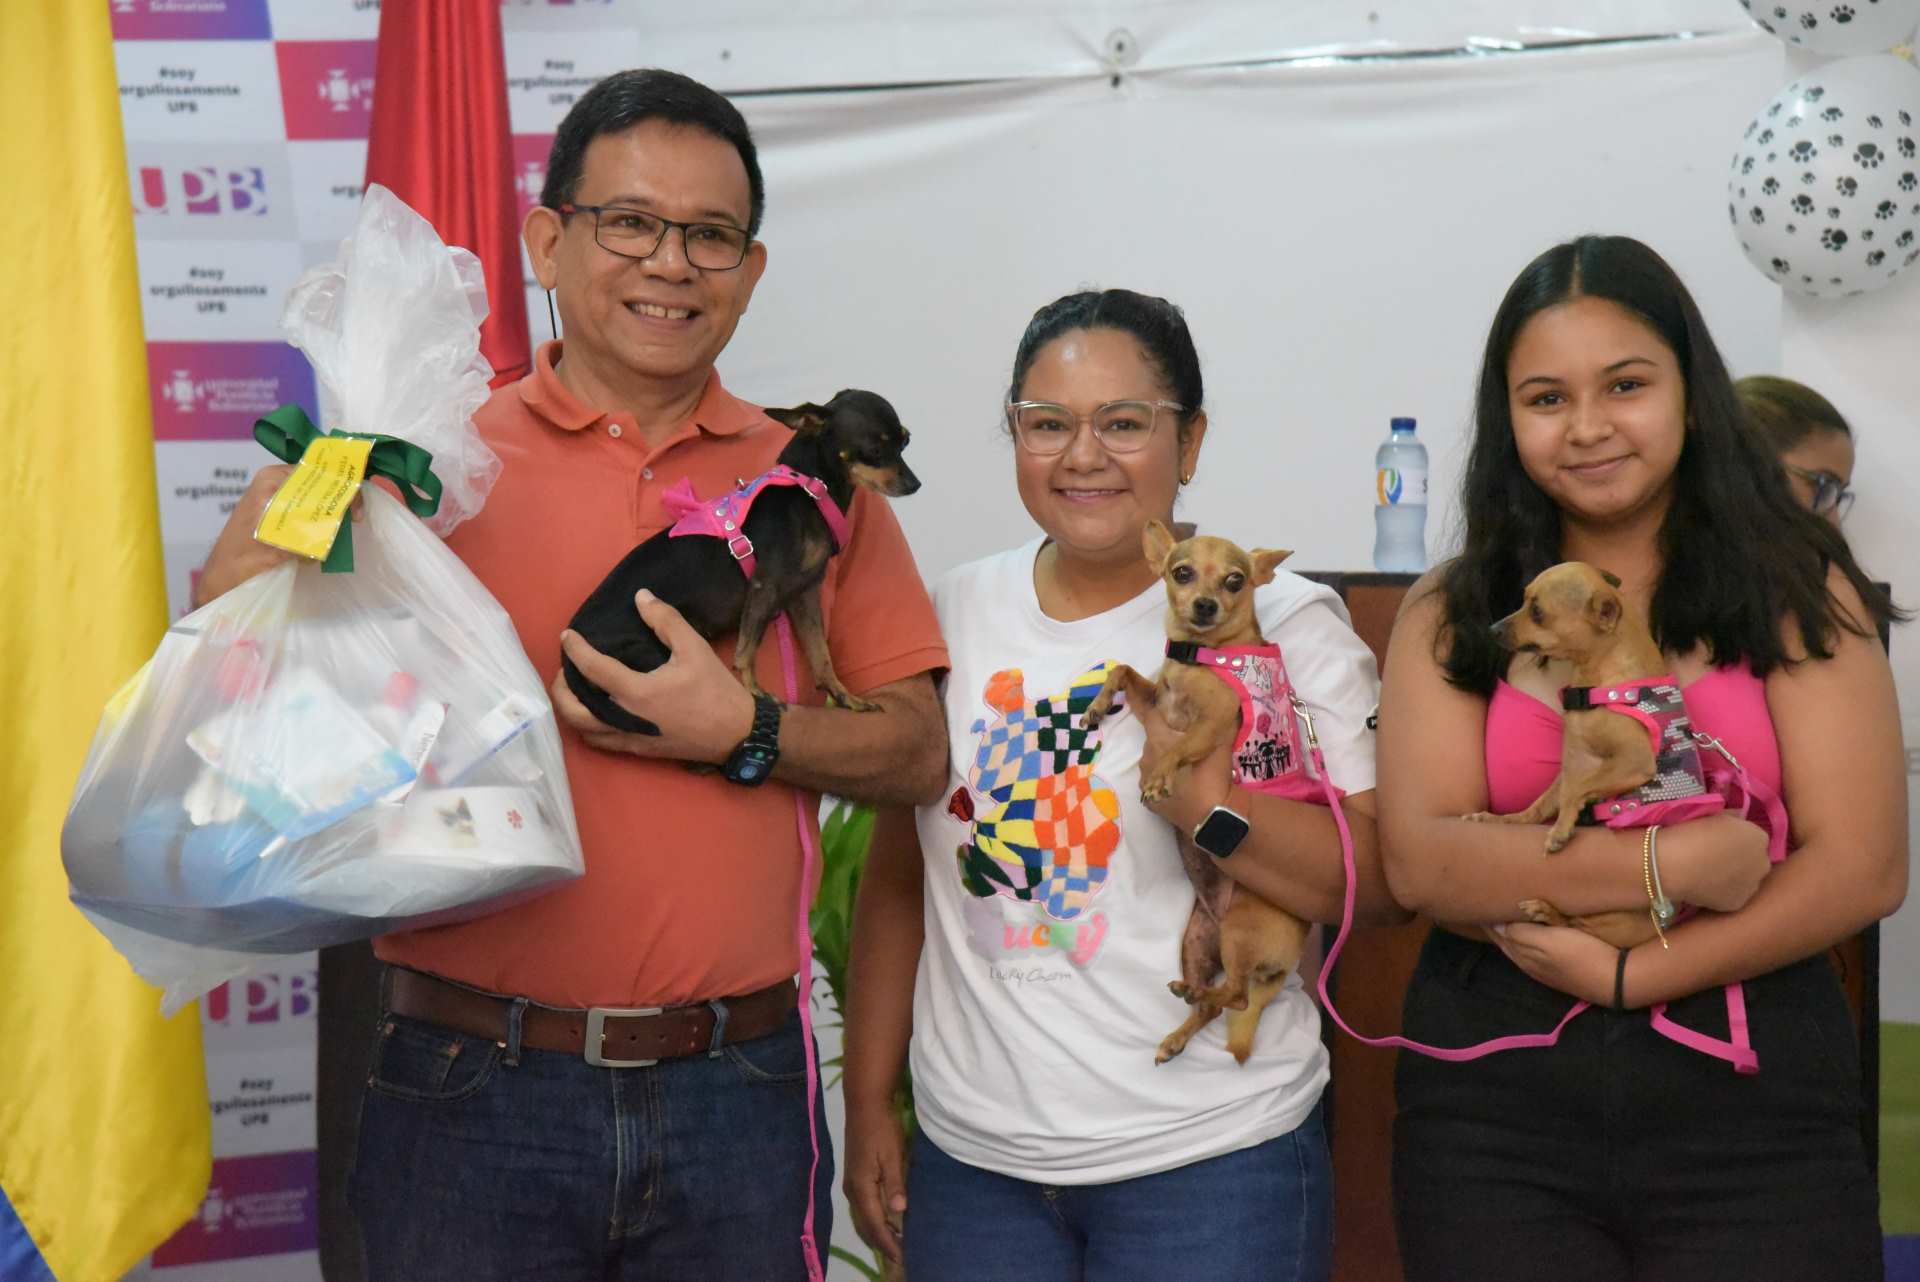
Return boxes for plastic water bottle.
[1372,416,1427,573]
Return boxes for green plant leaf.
[828,1245,883,1280]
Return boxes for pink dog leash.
[1311,707,1788,1073]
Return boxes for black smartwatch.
[1192,802,1250,859]
[721,693,783,786]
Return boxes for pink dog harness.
[1562,676,1725,829]
[660,462,851,1282]
[1164,641,1344,805]
[661,464,850,577]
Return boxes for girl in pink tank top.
[1374,235,1903,1282]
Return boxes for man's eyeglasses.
[1783,462,1855,519]
[555,203,752,271]
[1005,399,1184,456]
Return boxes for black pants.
[1392,928,1881,1282]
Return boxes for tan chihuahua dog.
[1085,521,1311,1064]
[1468,560,1675,948]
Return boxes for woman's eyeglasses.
[1005,400,1184,455]
[1783,462,1855,519]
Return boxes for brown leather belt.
[386,968,798,1067]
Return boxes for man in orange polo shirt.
[195,69,947,1281]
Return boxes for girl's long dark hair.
[1441,235,1896,694]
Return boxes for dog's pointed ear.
[766,403,830,433]
[1142,520,1175,573]
[1588,589,1622,633]
[1249,548,1292,587]
[1597,567,1623,589]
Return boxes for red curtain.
[365,0,531,388]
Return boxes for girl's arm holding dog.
[1497,569,1907,1008]
[1377,580,1774,929]
[840,806,925,1267]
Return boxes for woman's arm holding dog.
[1140,724,1404,926]
[556,593,948,806]
[1377,581,1772,925]
[841,807,926,1267]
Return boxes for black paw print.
[1830,4,1854,21]
[1806,86,1827,102]
[1836,175,1858,196]
[1828,205,1844,218]
[1800,11,1818,26]
[1899,229,1916,248]
[1791,140,1818,161]
[1802,170,1818,184]
[1787,222,1800,233]
[1902,110,1914,127]
[1866,114,1884,128]
[1855,142,1884,168]
[1902,172,1918,190]
[1751,206,1767,224]
[1774,3,1787,13]
[1768,101,1785,119]
[1905,248,1920,266]
[1822,107,1845,121]
[1877,199,1898,219]
[1828,133,1846,148]
[1898,137,1916,158]
[1822,228,1848,251]
[1867,249,1886,267]
[1743,156,1757,174]
[1792,193,1817,214]
[1771,256,1792,273]
[1787,114,1805,129]
[1863,227,1876,241]
[1759,127,1776,145]
[1764,176,1782,195]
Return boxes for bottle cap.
[1390,417,1416,432]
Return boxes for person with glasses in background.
[1735,375,1856,522]
[840,289,1407,1282]
[194,69,949,1281]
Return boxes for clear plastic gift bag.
[61,187,581,1011]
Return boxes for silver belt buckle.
[583,1005,663,1068]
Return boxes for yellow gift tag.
[254,435,373,560]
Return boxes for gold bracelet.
[1642,826,1671,950]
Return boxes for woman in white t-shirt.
[841,289,1408,1282]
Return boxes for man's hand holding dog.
[555,590,754,764]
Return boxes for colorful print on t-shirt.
[951,664,1121,921]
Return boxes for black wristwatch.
[722,693,783,786]
[1192,802,1251,859]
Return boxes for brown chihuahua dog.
[1468,560,1682,948]
[1085,521,1311,1064]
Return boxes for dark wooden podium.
[1301,572,1882,1282]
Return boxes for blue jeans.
[902,1105,1332,1282]
[347,1003,833,1281]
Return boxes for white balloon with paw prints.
[1729,53,1920,298]
[1739,0,1920,56]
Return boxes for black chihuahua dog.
[562,388,920,734]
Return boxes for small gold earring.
[1180,471,1193,485]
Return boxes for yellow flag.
[0,6,212,1280]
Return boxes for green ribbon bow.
[252,403,443,573]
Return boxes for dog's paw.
[1139,769,1177,804]
[1168,980,1193,1003]
[827,690,882,713]
[1460,811,1498,823]
[1154,1036,1188,1066]
[1516,898,1556,925]
[1083,696,1114,729]
[1543,830,1572,854]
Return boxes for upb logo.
[278,41,377,140]
[204,971,317,1026]
[1376,467,1404,505]
[135,164,269,217]
[319,67,374,113]
[161,368,203,412]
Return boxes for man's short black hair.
[540,68,765,237]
